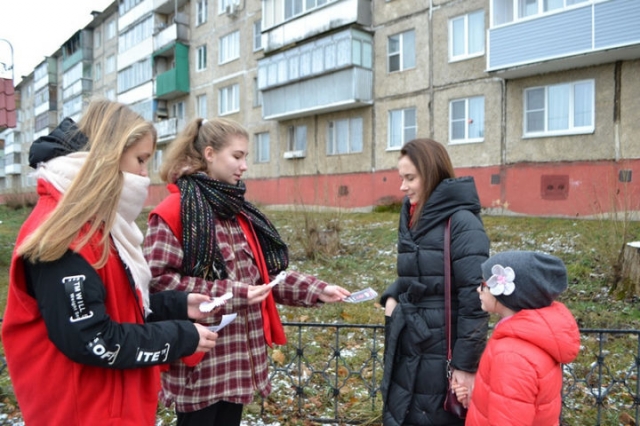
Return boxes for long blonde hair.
[19,99,157,267]
[160,117,249,183]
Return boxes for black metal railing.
[0,323,638,425]
[258,323,640,426]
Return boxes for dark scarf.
[177,173,289,280]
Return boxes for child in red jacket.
[454,251,580,426]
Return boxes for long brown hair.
[19,98,157,267]
[400,138,455,227]
[160,117,249,183]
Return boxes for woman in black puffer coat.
[381,139,490,426]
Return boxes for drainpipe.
[428,0,434,138]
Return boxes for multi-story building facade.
[1,0,639,218]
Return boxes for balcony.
[153,21,189,52]
[154,43,190,100]
[258,28,373,121]
[62,47,93,72]
[487,0,640,78]
[62,78,93,101]
[262,0,372,53]
[154,0,188,14]
[154,117,186,143]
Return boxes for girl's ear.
[203,146,216,163]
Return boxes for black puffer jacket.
[28,117,87,168]
[381,177,490,426]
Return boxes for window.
[327,117,363,155]
[287,126,307,152]
[197,94,207,118]
[106,20,116,40]
[219,0,238,14]
[94,62,102,81]
[388,108,417,149]
[106,55,116,74]
[118,16,153,53]
[253,78,262,107]
[196,0,207,25]
[253,20,263,51]
[117,58,152,93]
[284,0,332,21]
[173,101,185,119]
[105,89,116,100]
[119,0,143,15]
[450,96,485,143]
[196,45,207,71]
[94,30,102,48]
[154,150,163,173]
[492,0,590,26]
[524,80,594,136]
[388,30,415,73]
[219,84,239,115]
[255,132,270,163]
[220,31,240,64]
[450,10,485,61]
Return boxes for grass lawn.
[1,204,640,424]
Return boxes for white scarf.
[36,152,152,314]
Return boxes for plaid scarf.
[177,173,289,280]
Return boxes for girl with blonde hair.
[2,99,219,426]
[144,117,351,426]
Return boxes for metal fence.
[0,323,639,425]
[257,323,640,426]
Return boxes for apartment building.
[1,0,639,217]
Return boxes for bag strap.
[444,218,453,371]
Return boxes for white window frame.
[106,20,116,40]
[326,117,363,155]
[388,108,417,150]
[94,30,102,48]
[449,96,485,144]
[449,10,485,62]
[492,0,590,27]
[154,150,163,173]
[284,125,307,158]
[94,62,102,82]
[388,30,416,73]
[255,132,270,163]
[219,31,240,64]
[219,84,240,115]
[197,94,207,118]
[173,101,185,119]
[253,77,262,108]
[253,20,263,51]
[196,0,208,26]
[523,79,595,137]
[106,55,116,74]
[196,45,207,71]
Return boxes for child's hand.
[450,382,470,408]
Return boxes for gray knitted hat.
[480,251,568,312]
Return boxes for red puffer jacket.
[466,301,580,426]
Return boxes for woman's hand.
[451,369,476,408]
[193,323,218,352]
[187,293,221,320]
[318,285,351,303]
[384,297,398,316]
[247,284,273,305]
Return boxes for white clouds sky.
[0,0,114,83]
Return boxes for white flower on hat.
[486,264,515,296]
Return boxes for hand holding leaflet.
[207,313,237,332]
[268,271,287,287]
[199,292,233,313]
[344,287,379,303]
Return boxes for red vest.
[2,180,161,426]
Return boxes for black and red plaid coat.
[143,213,328,413]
